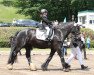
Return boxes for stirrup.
[46,38,51,41]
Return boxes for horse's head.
[71,25,80,35]
[71,23,83,35]
[71,23,85,48]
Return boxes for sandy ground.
[0,50,94,75]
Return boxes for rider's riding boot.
[46,32,52,41]
[46,37,51,41]
[81,65,88,70]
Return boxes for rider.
[40,9,53,40]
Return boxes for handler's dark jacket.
[41,15,52,29]
[70,34,81,48]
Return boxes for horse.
[7,22,81,71]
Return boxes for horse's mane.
[14,28,33,37]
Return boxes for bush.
[0,27,33,47]
[1,0,14,7]
[81,28,94,40]
[0,41,10,48]
[81,28,94,48]
[90,40,94,48]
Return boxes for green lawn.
[0,1,30,22]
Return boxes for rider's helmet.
[40,9,48,14]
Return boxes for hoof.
[84,58,87,60]
[29,63,37,71]
[41,64,47,71]
[63,68,70,72]
[41,67,47,71]
[7,64,13,70]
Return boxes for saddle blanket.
[36,27,54,41]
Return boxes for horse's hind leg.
[7,47,21,70]
[41,48,56,71]
[25,47,37,71]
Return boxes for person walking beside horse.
[64,30,88,72]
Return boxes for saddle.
[36,27,54,41]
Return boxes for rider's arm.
[41,16,52,25]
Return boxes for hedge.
[0,27,33,47]
[90,40,94,48]
[81,28,94,48]
[0,27,94,48]
[0,41,10,47]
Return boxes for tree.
[14,0,94,22]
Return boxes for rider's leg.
[45,27,52,40]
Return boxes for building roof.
[78,10,94,14]
[78,10,94,16]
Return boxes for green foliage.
[14,0,70,21]
[0,1,29,22]
[1,0,13,6]
[0,27,32,47]
[0,0,94,22]
[81,28,94,40]
[81,28,94,48]
[90,40,94,48]
[13,0,94,22]
[0,41,10,47]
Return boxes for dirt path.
[0,50,94,75]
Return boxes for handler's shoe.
[64,63,71,69]
[81,65,88,70]
[63,63,71,72]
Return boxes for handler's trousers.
[66,46,83,65]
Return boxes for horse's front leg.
[56,45,65,70]
[41,48,56,71]
[25,47,37,71]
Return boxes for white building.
[78,10,94,30]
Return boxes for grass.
[0,0,30,22]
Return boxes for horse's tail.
[9,31,20,44]
[15,31,20,36]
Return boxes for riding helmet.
[40,9,48,14]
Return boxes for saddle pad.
[36,28,48,40]
[36,27,54,41]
